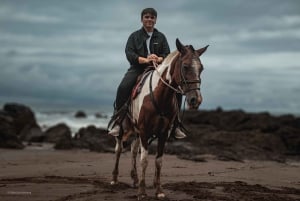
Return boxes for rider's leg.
[108,67,144,136]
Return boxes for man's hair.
[141,8,157,19]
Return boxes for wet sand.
[0,144,300,201]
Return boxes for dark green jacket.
[125,27,170,69]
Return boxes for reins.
[152,61,184,94]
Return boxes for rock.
[19,125,45,143]
[69,108,300,162]
[179,109,300,162]
[44,123,73,150]
[0,112,24,149]
[73,125,115,152]
[54,135,73,150]
[3,103,43,142]
[95,112,108,118]
[277,126,300,155]
[75,110,86,118]
[44,123,72,144]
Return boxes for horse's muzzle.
[187,93,202,110]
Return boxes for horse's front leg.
[111,137,122,185]
[138,136,148,200]
[153,133,168,198]
[130,136,140,188]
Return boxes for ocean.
[35,110,111,136]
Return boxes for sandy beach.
[1,144,300,201]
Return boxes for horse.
[110,38,208,200]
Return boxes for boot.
[107,103,128,137]
[170,119,187,139]
[108,125,120,136]
[174,127,187,139]
[173,94,186,139]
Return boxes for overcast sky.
[0,0,299,114]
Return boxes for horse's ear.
[176,38,186,55]
[196,45,209,57]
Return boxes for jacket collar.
[140,27,158,39]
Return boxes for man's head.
[141,8,157,19]
[141,8,157,32]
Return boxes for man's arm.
[160,33,170,59]
[125,34,140,65]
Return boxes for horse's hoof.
[137,193,147,200]
[157,193,165,198]
[110,181,118,185]
[132,182,138,188]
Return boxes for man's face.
[141,13,156,30]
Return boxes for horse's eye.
[183,64,189,69]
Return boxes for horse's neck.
[158,52,180,83]
[152,57,180,107]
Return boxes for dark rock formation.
[0,111,24,149]
[95,112,108,118]
[75,110,87,118]
[1,102,299,162]
[0,103,43,148]
[176,109,300,162]
[44,123,73,149]
[73,125,115,152]
[69,108,300,162]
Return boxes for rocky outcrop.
[0,103,44,148]
[73,125,115,152]
[75,110,87,118]
[44,123,73,149]
[59,108,300,162]
[3,103,44,142]
[95,112,108,118]
[1,102,299,162]
[177,108,300,162]
[0,111,24,149]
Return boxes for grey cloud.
[0,0,300,114]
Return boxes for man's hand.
[138,54,163,64]
[139,56,154,64]
[147,54,163,64]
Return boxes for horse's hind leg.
[153,134,168,198]
[111,137,123,185]
[130,136,140,188]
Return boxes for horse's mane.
[157,50,179,82]
[163,50,179,65]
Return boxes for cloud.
[0,5,63,24]
[0,0,300,114]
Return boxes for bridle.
[152,55,202,95]
[149,55,201,118]
[179,61,201,94]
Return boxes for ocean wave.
[36,111,110,136]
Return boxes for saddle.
[131,67,153,99]
[107,66,154,136]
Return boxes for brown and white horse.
[111,38,208,200]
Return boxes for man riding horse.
[108,7,186,139]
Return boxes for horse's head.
[175,38,208,109]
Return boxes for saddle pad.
[131,70,153,99]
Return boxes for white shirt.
[146,32,153,55]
